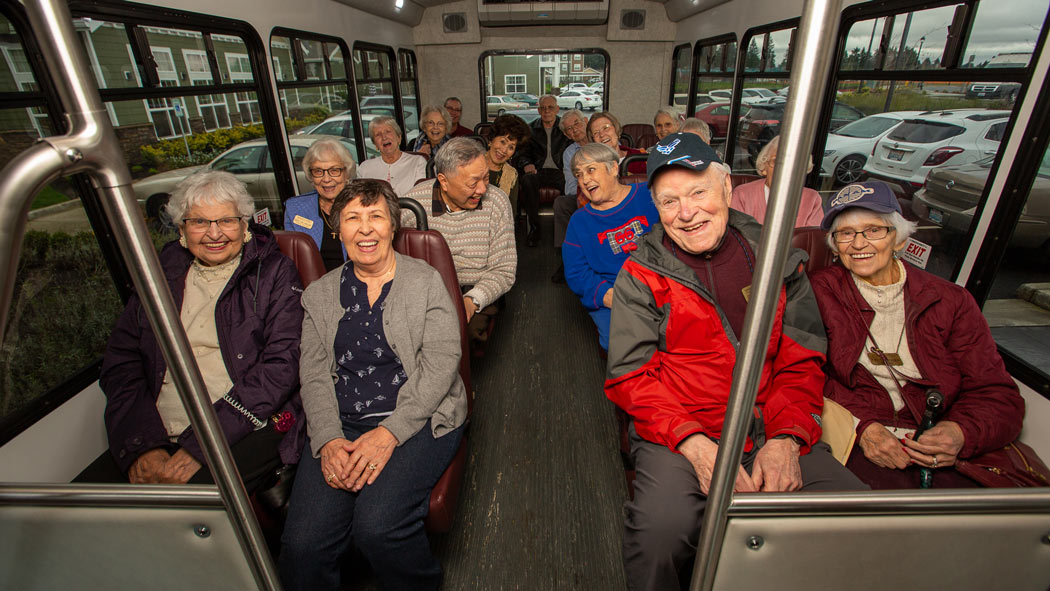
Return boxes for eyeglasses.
[183,216,245,232]
[309,166,346,179]
[565,120,584,130]
[831,226,894,243]
[445,105,462,113]
[538,105,558,111]
[593,123,615,136]
[424,120,446,128]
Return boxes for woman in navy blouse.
[280,179,469,591]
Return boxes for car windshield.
[750,88,777,97]
[888,120,965,143]
[748,106,783,120]
[834,116,900,139]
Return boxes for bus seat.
[730,173,762,189]
[539,186,560,205]
[473,122,494,142]
[620,174,647,186]
[635,132,660,151]
[619,133,634,148]
[393,228,473,533]
[622,123,655,147]
[467,134,488,149]
[272,230,326,288]
[619,153,648,177]
[790,226,835,273]
[425,158,436,179]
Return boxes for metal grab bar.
[689,1,844,589]
[0,2,280,589]
[727,488,1050,517]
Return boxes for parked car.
[486,95,529,117]
[864,109,1009,195]
[556,90,601,110]
[589,81,603,92]
[912,153,1050,252]
[563,82,590,91]
[693,102,742,140]
[508,93,540,106]
[965,82,1021,101]
[737,101,864,161]
[501,109,541,124]
[299,114,382,156]
[132,134,360,220]
[820,111,924,185]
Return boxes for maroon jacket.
[100,225,305,472]
[810,263,1024,459]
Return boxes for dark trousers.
[553,193,578,247]
[520,167,564,229]
[74,426,285,494]
[622,425,868,591]
[279,418,463,591]
[845,445,980,489]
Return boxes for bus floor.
[343,216,630,590]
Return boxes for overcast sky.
[844,0,1048,65]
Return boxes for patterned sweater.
[401,179,517,309]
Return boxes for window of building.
[480,49,608,123]
[505,74,526,93]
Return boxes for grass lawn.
[30,186,71,210]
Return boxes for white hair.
[653,107,680,126]
[825,208,919,252]
[165,170,254,223]
[755,135,813,177]
[680,118,712,144]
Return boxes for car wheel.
[497,108,505,116]
[834,155,866,185]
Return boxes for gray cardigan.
[299,252,468,457]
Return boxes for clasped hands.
[320,426,398,492]
[128,448,202,484]
[678,433,802,495]
[858,420,965,470]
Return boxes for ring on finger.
[327,473,337,482]
[367,463,378,471]
[931,456,938,468]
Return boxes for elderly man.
[519,94,571,247]
[605,133,866,590]
[445,96,472,138]
[402,137,517,340]
[550,108,588,283]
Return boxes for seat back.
[272,230,326,287]
[790,226,835,273]
[619,132,634,148]
[635,132,660,151]
[467,134,488,149]
[619,153,648,178]
[622,123,655,147]
[473,122,494,142]
[730,173,762,189]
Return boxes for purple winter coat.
[100,224,305,473]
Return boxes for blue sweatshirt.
[562,183,659,349]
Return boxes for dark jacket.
[520,116,572,170]
[810,263,1024,459]
[604,210,827,453]
[100,224,305,472]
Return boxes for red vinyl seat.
[790,226,835,273]
[538,186,560,206]
[730,173,762,189]
[273,230,326,287]
[393,228,473,533]
[621,123,655,148]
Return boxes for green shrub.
[837,89,1010,117]
[141,123,266,171]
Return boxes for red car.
[694,102,744,140]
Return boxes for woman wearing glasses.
[809,181,1024,489]
[586,111,646,175]
[284,138,358,271]
[77,171,305,491]
[411,104,453,159]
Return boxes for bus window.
[353,43,410,144]
[669,43,691,117]
[731,23,795,175]
[479,50,608,125]
[271,30,364,188]
[822,0,1049,281]
[692,36,736,150]
[397,48,420,141]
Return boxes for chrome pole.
[11,2,281,589]
[689,1,844,589]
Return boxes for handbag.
[955,441,1050,488]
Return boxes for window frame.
[668,42,692,109]
[689,33,739,142]
[476,48,611,118]
[352,41,403,148]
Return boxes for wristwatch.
[467,295,481,313]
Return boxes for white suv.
[864,109,1009,194]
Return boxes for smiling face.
[831,209,904,286]
[422,111,448,144]
[487,135,519,167]
[574,158,619,207]
[181,200,247,267]
[652,166,733,255]
[538,96,558,125]
[339,196,395,274]
[589,116,619,151]
[437,155,489,211]
[309,156,348,202]
[444,99,462,126]
[371,122,401,160]
[654,112,678,140]
[563,114,587,144]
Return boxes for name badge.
[293,215,314,230]
[741,284,751,303]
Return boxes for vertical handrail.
[2,1,281,589]
[689,1,844,590]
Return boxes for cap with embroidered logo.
[646,132,723,187]
[820,181,902,230]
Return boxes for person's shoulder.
[358,157,382,172]
[732,178,763,196]
[285,191,317,207]
[302,266,341,301]
[403,178,435,198]
[484,185,513,215]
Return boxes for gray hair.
[539,94,557,106]
[302,138,357,179]
[368,115,402,141]
[331,178,402,235]
[444,96,462,106]
[755,135,813,177]
[434,136,486,177]
[653,107,680,126]
[165,170,254,223]
[571,142,619,176]
[825,208,918,252]
[681,117,712,144]
[419,104,452,134]
[559,108,587,133]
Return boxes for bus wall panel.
[1018,381,1050,461]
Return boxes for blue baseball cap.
[646,132,723,187]
[821,181,902,231]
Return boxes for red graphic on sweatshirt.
[598,216,650,254]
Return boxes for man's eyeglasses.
[183,216,245,232]
[831,226,894,243]
[309,166,346,179]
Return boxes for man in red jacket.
[605,133,866,590]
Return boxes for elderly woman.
[78,171,304,491]
[587,111,646,175]
[732,135,823,227]
[681,117,713,144]
[562,143,658,350]
[284,138,358,271]
[653,106,681,141]
[279,179,468,591]
[484,114,532,215]
[357,115,428,197]
[412,104,452,158]
[810,181,1025,489]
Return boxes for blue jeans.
[279,417,463,591]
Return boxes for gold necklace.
[319,200,337,239]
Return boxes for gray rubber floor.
[347,216,630,590]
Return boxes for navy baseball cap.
[821,181,902,230]
[646,132,723,187]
